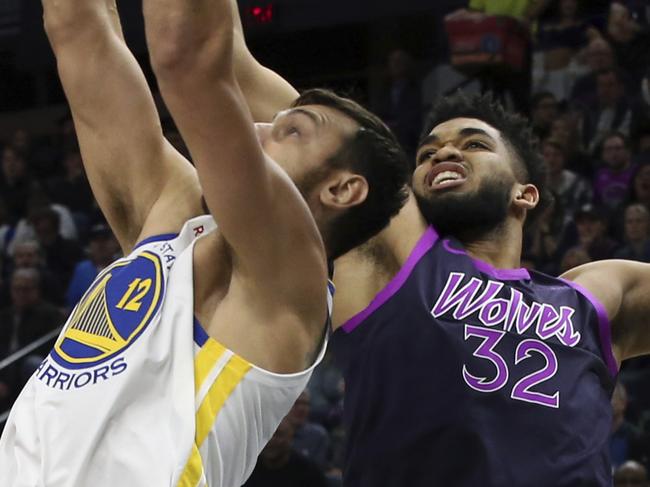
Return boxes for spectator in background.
[531,92,559,139]
[10,240,64,306]
[570,37,617,109]
[615,204,650,262]
[243,417,328,487]
[287,390,330,471]
[8,186,78,257]
[611,382,644,469]
[0,268,63,397]
[582,68,633,153]
[534,0,598,100]
[46,149,94,225]
[370,49,422,159]
[0,268,62,358]
[628,162,650,209]
[594,132,637,209]
[543,137,592,220]
[558,203,618,261]
[0,146,32,225]
[614,461,649,487]
[549,112,593,177]
[606,1,650,91]
[559,246,591,273]
[526,201,565,273]
[66,224,119,308]
[29,207,81,286]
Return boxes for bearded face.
[414,174,512,242]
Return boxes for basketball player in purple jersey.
[216,26,650,484]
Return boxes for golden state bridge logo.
[51,251,164,369]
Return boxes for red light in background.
[249,3,274,24]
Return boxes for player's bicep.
[614,262,650,359]
[562,260,650,360]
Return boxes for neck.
[375,195,428,265]
[462,219,523,269]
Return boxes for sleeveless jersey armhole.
[560,278,619,378]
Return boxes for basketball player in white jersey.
[0,0,408,486]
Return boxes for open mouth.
[425,162,468,190]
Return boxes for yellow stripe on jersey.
[176,443,205,487]
[195,350,252,446]
[194,339,228,394]
[177,338,252,487]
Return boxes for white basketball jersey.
[0,215,331,487]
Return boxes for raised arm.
[143,0,326,301]
[562,260,650,362]
[43,0,202,253]
[229,0,299,122]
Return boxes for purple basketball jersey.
[332,226,617,487]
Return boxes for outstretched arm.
[143,0,326,304]
[562,260,650,362]
[229,0,299,122]
[43,0,202,253]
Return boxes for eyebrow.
[418,127,497,148]
[288,108,323,127]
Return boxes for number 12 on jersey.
[462,324,560,408]
[116,278,152,312]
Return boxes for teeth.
[433,171,463,185]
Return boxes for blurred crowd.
[0,115,122,411]
[0,0,650,484]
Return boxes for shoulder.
[561,259,649,317]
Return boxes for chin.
[414,178,511,242]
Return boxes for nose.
[433,143,462,163]
[254,123,273,146]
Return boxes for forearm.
[44,0,196,252]
[43,0,123,49]
[230,0,299,121]
[144,0,233,78]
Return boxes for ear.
[512,184,539,211]
[319,172,369,210]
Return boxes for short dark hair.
[420,91,552,223]
[292,89,410,259]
